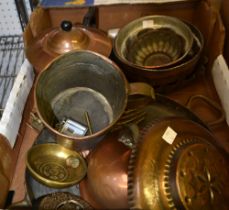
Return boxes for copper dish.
[26,143,87,188]
[114,15,193,70]
[128,118,229,209]
[113,19,204,88]
[25,20,112,73]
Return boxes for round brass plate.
[128,118,229,210]
[26,143,87,188]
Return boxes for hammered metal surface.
[128,118,229,210]
[176,143,229,210]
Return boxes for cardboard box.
[4,0,229,207]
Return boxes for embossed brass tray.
[128,118,229,210]
[26,143,87,188]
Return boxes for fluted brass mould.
[128,118,229,210]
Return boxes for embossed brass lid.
[128,118,229,210]
[25,20,112,73]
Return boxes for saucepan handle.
[186,94,225,127]
[129,82,155,99]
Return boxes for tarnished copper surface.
[79,129,132,209]
[34,50,154,152]
[25,21,112,73]
[128,118,229,209]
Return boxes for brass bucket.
[35,50,154,151]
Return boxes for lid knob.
[61,20,73,32]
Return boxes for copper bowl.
[113,18,203,87]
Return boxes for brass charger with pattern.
[128,117,229,210]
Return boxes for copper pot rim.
[114,16,200,71]
[34,50,129,141]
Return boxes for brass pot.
[34,50,154,151]
[113,17,204,87]
[25,20,112,73]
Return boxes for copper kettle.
[25,20,112,73]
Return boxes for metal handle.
[186,94,225,127]
[129,82,155,99]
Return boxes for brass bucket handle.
[186,94,225,127]
[129,82,155,99]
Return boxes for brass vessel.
[26,143,87,188]
[25,20,112,73]
[128,118,229,209]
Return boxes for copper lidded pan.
[25,20,112,73]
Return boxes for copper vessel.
[25,20,112,73]
[79,128,132,209]
[128,118,229,209]
[113,17,204,88]
[34,50,154,151]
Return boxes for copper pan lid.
[128,118,229,210]
[25,20,112,73]
[43,21,90,55]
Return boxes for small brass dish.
[26,143,87,188]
